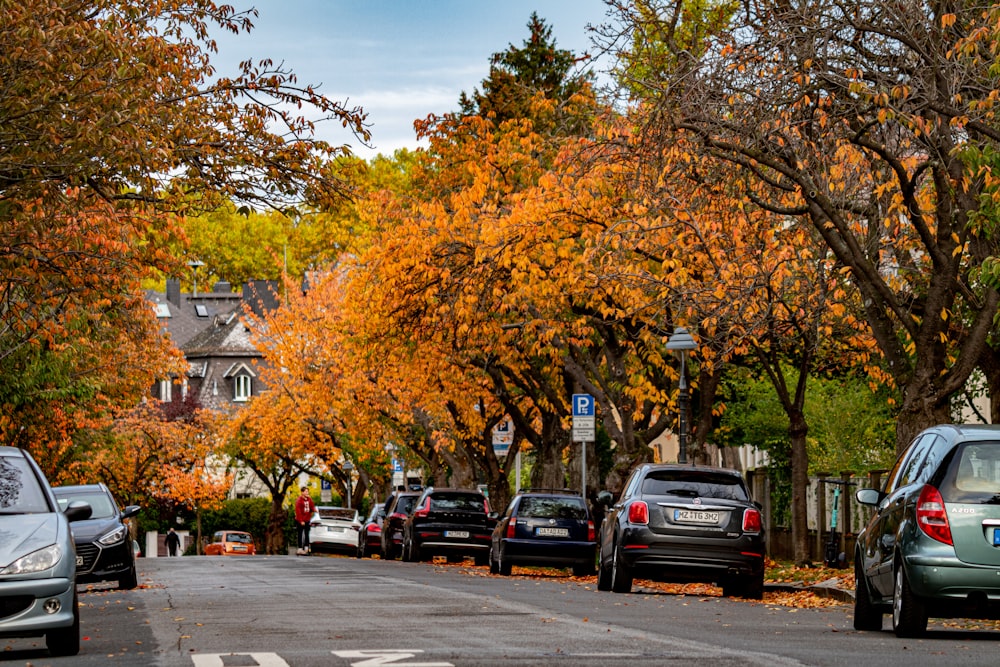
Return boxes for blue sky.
[214,1,613,158]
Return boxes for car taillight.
[506,517,517,539]
[587,520,595,542]
[413,498,431,519]
[627,501,648,524]
[916,484,953,545]
[742,507,762,533]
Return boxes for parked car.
[490,489,596,576]
[596,463,765,598]
[854,424,1000,637]
[309,506,361,555]
[357,504,386,558]
[0,447,92,656]
[380,490,421,560]
[204,530,257,556]
[53,483,140,590]
[401,487,494,565]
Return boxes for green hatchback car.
[854,424,1000,637]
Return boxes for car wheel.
[853,560,883,631]
[610,542,633,593]
[892,565,928,638]
[596,548,612,591]
[498,545,512,576]
[489,546,499,574]
[356,535,364,559]
[119,563,138,590]
[722,572,763,600]
[46,590,80,657]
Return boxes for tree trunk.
[789,410,810,566]
[895,371,955,454]
[266,496,287,555]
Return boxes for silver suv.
[0,447,92,656]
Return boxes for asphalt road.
[2,554,998,666]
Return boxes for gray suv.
[0,447,92,656]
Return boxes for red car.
[356,504,385,558]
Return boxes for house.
[147,278,280,499]
[147,279,278,410]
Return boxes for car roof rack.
[522,488,581,495]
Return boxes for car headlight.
[98,526,128,546]
[0,544,62,574]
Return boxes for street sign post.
[571,394,595,497]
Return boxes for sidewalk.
[766,576,855,603]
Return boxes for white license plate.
[674,509,720,524]
[536,527,569,537]
[328,526,344,533]
[445,530,469,539]
[76,556,84,567]
[232,545,247,551]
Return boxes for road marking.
[331,650,453,666]
[191,654,289,667]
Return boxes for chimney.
[243,280,280,316]
[166,278,181,306]
[213,281,232,293]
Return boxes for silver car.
[0,447,92,656]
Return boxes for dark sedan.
[380,490,421,560]
[490,489,596,576]
[596,464,765,598]
[53,483,140,590]
[402,487,494,565]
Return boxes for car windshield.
[395,495,418,514]
[641,470,749,502]
[430,494,485,512]
[227,533,253,544]
[0,455,50,514]
[318,508,356,521]
[518,496,587,519]
[942,442,1000,501]
[55,491,116,519]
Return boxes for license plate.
[233,545,247,551]
[536,527,569,537]
[328,526,344,533]
[445,530,469,539]
[674,509,720,524]
[76,556,83,567]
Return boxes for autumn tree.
[605,0,1000,450]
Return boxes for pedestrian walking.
[165,527,181,557]
[294,486,315,555]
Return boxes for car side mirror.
[122,505,141,519]
[855,487,883,507]
[596,490,614,507]
[64,500,92,522]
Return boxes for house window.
[159,380,172,402]
[234,375,252,402]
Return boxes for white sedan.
[309,507,361,554]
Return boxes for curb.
[766,577,855,603]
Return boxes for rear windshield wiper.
[982,494,1000,505]
[666,489,701,498]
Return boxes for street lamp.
[343,460,354,509]
[188,259,205,298]
[665,327,698,464]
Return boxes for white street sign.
[572,427,595,442]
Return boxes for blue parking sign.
[572,394,594,417]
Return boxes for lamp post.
[665,327,698,464]
[343,460,354,509]
[188,259,205,298]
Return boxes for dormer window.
[223,362,257,403]
[234,374,252,402]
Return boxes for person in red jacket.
[294,486,315,555]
